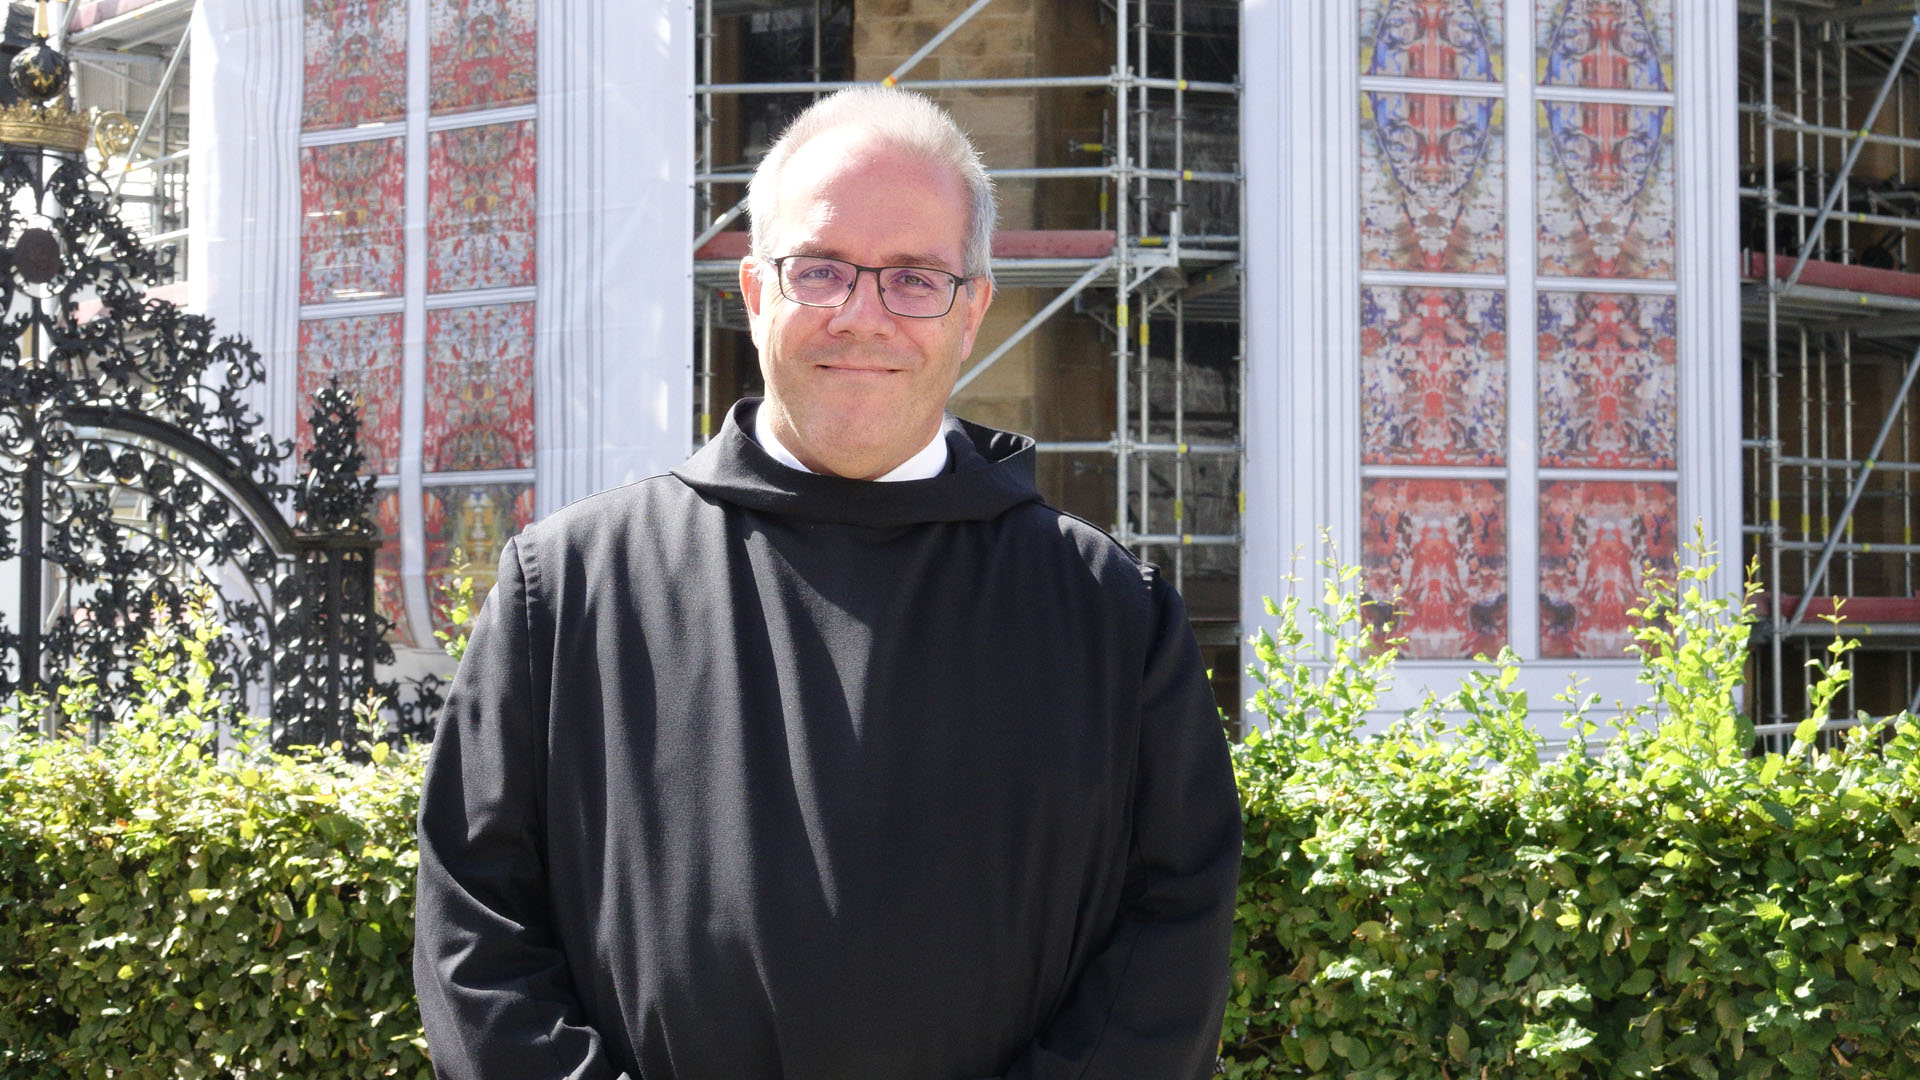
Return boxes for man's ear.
[739,257,764,319]
[740,257,767,349]
[957,275,994,359]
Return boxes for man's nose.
[828,268,896,333]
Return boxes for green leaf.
[1505,949,1540,984]
[1302,1034,1329,1071]
[1447,1022,1469,1063]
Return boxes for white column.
[535,0,695,516]
[188,0,304,491]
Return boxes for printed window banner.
[431,0,538,114]
[375,491,414,648]
[1536,100,1675,279]
[1361,477,1509,660]
[297,313,406,475]
[299,139,407,304]
[1538,480,1678,659]
[1361,286,1508,468]
[1536,291,1677,469]
[1359,0,1504,83]
[1360,92,1506,274]
[428,120,537,293]
[1536,0,1673,92]
[423,484,537,638]
[424,303,537,473]
[302,0,408,130]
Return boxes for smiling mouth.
[818,363,902,375]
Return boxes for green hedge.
[0,601,428,1080]
[1222,552,1920,1078]
[3,554,1918,1078]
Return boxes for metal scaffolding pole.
[1764,0,1787,724]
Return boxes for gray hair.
[747,86,997,281]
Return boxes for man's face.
[741,131,994,480]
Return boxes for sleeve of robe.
[413,537,632,1080]
[998,571,1244,1080]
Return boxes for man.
[414,86,1241,1080]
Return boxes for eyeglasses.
[768,255,969,319]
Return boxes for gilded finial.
[0,7,88,154]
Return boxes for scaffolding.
[690,0,1247,679]
[47,0,195,282]
[1741,1,1920,737]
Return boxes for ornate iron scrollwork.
[0,141,405,745]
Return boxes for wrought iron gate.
[0,44,395,745]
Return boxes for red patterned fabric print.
[1362,478,1508,659]
[1537,0,1671,91]
[1536,292,1676,468]
[423,484,535,637]
[303,0,407,130]
[425,304,536,472]
[430,0,537,114]
[1536,101,1674,279]
[297,314,404,474]
[1361,286,1507,466]
[1360,0,1503,82]
[1360,93,1506,273]
[300,139,406,304]
[375,490,413,647]
[428,120,537,292]
[1538,480,1677,658]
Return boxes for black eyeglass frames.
[767,255,970,319]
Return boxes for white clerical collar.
[754,405,950,482]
